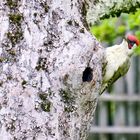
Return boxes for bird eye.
[127,40,135,47]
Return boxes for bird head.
[126,34,140,49]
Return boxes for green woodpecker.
[100,34,140,94]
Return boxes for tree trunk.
[0,0,139,140]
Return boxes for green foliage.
[134,46,140,55]
[90,9,140,47]
[90,18,118,44]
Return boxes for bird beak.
[136,40,140,47]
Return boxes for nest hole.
[82,67,93,82]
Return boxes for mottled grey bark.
[0,0,139,140]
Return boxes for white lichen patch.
[0,15,9,42]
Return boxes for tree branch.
[87,0,140,25]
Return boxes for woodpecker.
[100,34,140,94]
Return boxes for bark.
[0,0,139,140]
